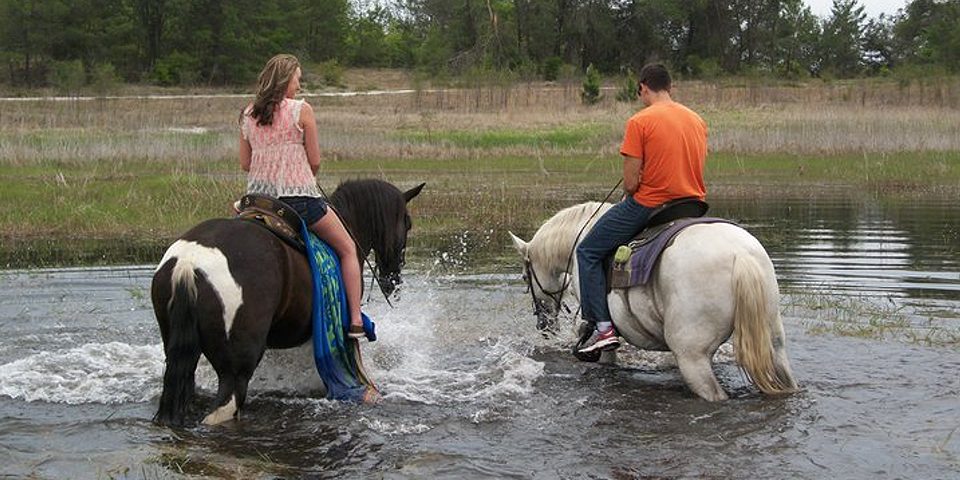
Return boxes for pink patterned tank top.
[240,98,321,198]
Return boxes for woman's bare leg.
[309,212,362,330]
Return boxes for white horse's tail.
[731,254,798,395]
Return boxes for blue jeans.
[576,196,653,325]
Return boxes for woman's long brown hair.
[247,54,300,127]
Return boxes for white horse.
[509,202,798,401]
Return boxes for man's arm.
[622,154,642,196]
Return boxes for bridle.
[523,257,572,319]
[522,179,623,323]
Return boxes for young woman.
[239,54,365,340]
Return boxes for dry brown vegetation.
[3,77,959,167]
[1,74,958,267]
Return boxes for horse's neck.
[333,206,372,256]
[545,236,582,304]
[540,223,586,275]
[538,202,609,283]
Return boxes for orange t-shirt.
[620,102,708,207]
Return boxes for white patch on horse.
[202,395,237,425]
[159,240,243,338]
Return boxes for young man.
[576,63,708,354]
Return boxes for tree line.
[1,0,958,89]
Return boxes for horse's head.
[374,210,408,297]
[376,182,425,296]
[509,231,566,332]
[329,180,425,299]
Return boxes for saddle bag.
[608,197,715,290]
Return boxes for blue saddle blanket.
[300,221,379,403]
[609,217,735,289]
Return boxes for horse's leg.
[194,279,270,426]
[201,330,265,426]
[673,351,728,401]
[201,320,269,425]
[663,296,732,402]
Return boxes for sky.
[806,0,909,19]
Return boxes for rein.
[318,184,395,308]
[523,258,569,318]
[524,179,623,316]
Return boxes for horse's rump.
[609,217,735,289]
[154,219,312,347]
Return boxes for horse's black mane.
[328,179,408,261]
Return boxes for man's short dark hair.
[639,64,671,92]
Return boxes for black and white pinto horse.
[152,179,424,426]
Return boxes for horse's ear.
[508,231,528,257]
[403,183,426,203]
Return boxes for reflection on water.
[412,189,959,324]
[733,198,957,293]
[711,193,959,330]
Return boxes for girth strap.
[235,194,306,253]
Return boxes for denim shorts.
[279,196,328,226]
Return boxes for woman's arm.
[300,102,321,175]
[239,136,252,172]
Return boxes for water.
[716,192,959,343]
[1,194,958,479]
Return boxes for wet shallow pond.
[0,193,957,478]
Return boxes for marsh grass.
[1,78,959,267]
[783,291,960,347]
[145,449,295,479]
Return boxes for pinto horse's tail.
[731,254,798,395]
[153,264,202,427]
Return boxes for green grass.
[2,149,957,269]
[708,151,960,188]
[2,87,959,269]
[394,123,610,149]
[783,292,960,347]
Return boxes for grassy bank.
[2,150,957,269]
[2,80,959,268]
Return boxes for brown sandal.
[347,324,366,340]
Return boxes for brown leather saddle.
[636,197,710,245]
[235,194,306,252]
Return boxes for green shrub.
[685,55,721,78]
[151,52,199,86]
[615,68,638,102]
[51,60,85,97]
[581,64,601,105]
[543,56,562,81]
[91,63,120,97]
[319,59,344,87]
